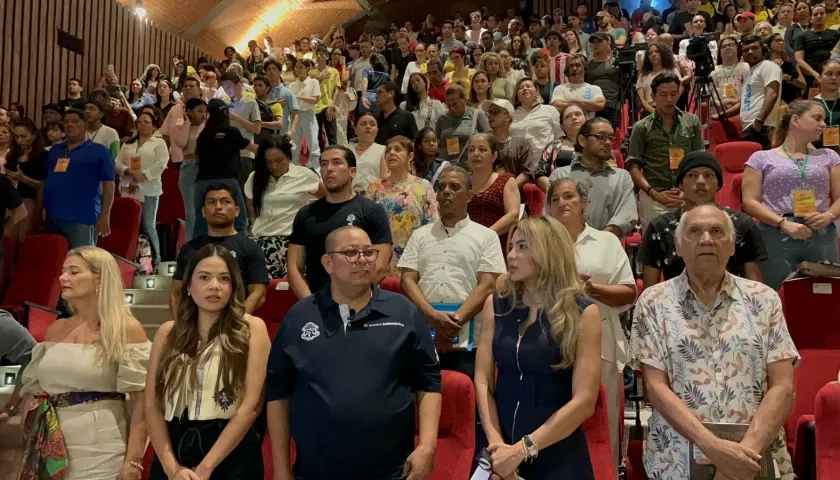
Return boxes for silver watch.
[522,434,539,460]
[2,403,19,416]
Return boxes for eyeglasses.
[328,248,379,263]
[583,133,616,144]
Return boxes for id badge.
[130,156,142,170]
[607,157,617,167]
[809,87,820,99]
[54,158,70,173]
[824,126,840,146]
[669,147,685,170]
[723,84,735,98]
[792,189,817,217]
[446,137,460,156]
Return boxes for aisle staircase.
[125,261,177,339]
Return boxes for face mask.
[493,31,502,40]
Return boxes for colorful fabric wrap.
[19,391,124,480]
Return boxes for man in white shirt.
[263,35,284,60]
[466,11,488,44]
[352,37,373,92]
[289,59,322,166]
[550,54,606,118]
[399,165,506,379]
[82,99,121,160]
[221,71,262,193]
[739,34,781,149]
[773,2,794,38]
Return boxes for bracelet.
[828,212,838,221]
[645,186,654,196]
[170,466,185,479]
[521,439,530,460]
[777,218,786,228]
[127,460,143,471]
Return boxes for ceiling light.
[135,0,146,19]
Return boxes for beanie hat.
[675,150,723,190]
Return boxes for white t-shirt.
[290,77,322,111]
[244,164,321,237]
[229,96,261,159]
[550,82,605,118]
[740,60,782,130]
[709,62,750,105]
[87,125,121,158]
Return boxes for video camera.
[685,32,718,81]
[613,43,646,75]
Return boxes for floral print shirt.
[366,176,439,275]
[630,272,799,480]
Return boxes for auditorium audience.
[6,119,45,241]
[466,133,520,249]
[348,113,386,192]
[484,99,533,187]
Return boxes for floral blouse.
[630,272,799,480]
[366,176,439,274]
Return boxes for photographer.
[584,33,622,127]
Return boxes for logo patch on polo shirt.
[346,213,357,225]
[301,322,320,341]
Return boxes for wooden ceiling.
[117,0,363,57]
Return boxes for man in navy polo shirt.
[266,225,441,480]
[43,108,115,248]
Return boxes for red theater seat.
[816,382,840,480]
[97,196,142,259]
[157,165,184,226]
[523,183,546,217]
[582,384,617,480]
[253,279,299,340]
[779,278,840,349]
[714,142,761,195]
[380,276,402,293]
[416,370,475,480]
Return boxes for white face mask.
[493,31,502,40]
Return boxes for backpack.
[254,99,277,145]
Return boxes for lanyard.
[653,113,679,146]
[781,144,810,185]
[818,96,839,125]
[720,64,740,84]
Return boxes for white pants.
[601,360,623,478]
[292,109,321,166]
[638,189,678,231]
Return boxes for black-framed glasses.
[583,133,616,144]
[328,248,379,263]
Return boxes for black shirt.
[195,126,250,181]
[393,51,417,89]
[794,29,840,73]
[289,195,393,292]
[57,97,86,111]
[668,10,712,36]
[0,175,22,242]
[639,207,767,280]
[172,232,270,286]
[375,109,419,145]
[6,151,46,200]
[266,284,440,479]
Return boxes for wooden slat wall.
[0,0,211,126]
[531,0,602,19]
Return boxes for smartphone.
[107,64,115,74]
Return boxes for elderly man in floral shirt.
[630,204,798,480]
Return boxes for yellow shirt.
[698,1,715,17]
[269,101,283,119]
[827,9,840,28]
[445,68,476,96]
[754,8,775,23]
[309,66,340,113]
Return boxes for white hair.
[675,205,736,246]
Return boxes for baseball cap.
[589,32,612,43]
[736,11,756,20]
[482,98,514,115]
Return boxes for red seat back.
[780,278,840,349]
[157,165,184,226]
[253,279,299,340]
[97,197,142,259]
[611,149,625,169]
[379,276,402,293]
[785,350,840,452]
[714,142,761,194]
[709,117,743,151]
[816,382,840,479]
[523,183,546,217]
[2,234,68,309]
[416,370,475,480]
[582,384,617,480]
[0,236,15,297]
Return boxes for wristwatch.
[754,118,764,129]
[522,434,539,461]
[2,403,19,416]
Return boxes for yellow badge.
[54,158,70,173]
[723,84,736,98]
[792,189,817,217]
[669,147,685,170]
[446,137,460,156]
[130,156,142,170]
[824,126,840,147]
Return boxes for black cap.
[589,32,612,43]
[676,150,724,190]
[42,103,62,114]
[83,99,106,113]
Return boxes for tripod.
[615,66,641,149]
[692,76,726,149]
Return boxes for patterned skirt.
[255,235,291,279]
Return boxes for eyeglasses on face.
[583,133,616,144]
[328,248,379,263]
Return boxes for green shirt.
[626,110,704,190]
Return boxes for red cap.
[736,11,756,20]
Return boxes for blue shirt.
[44,140,115,225]
[266,284,440,479]
[268,85,299,136]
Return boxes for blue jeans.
[178,160,198,240]
[141,195,161,265]
[192,178,248,237]
[759,219,840,290]
[45,219,95,249]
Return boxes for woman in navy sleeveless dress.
[474,217,603,480]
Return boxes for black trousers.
[741,124,771,150]
[316,109,337,151]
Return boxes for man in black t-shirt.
[170,183,269,316]
[639,152,766,290]
[288,145,392,299]
[668,0,711,38]
[375,82,418,144]
[794,5,840,86]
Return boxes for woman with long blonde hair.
[145,244,270,480]
[474,216,601,480]
[21,246,150,480]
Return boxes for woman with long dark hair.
[193,99,257,237]
[401,72,447,130]
[171,61,188,92]
[155,79,178,118]
[127,79,155,115]
[244,136,324,279]
[6,118,46,240]
[146,244,270,480]
[7,103,24,123]
[636,43,680,114]
[117,112,169,269]
[140,64,162,93]
[413,128,448,185]
[170,98,207,241]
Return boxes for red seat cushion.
[97,197,142,259]
[784,350,840,454]
[3,234,69,310]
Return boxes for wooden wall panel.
[0,0,212,126]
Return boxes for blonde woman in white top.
[116,111,169,267]
[21,247,151,480]
[245,136,325,279]
[510,77,563,168]
[145,244,270,480]
[349,113,387,192]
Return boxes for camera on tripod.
[685,33,718,81]
[613,44,646,75]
